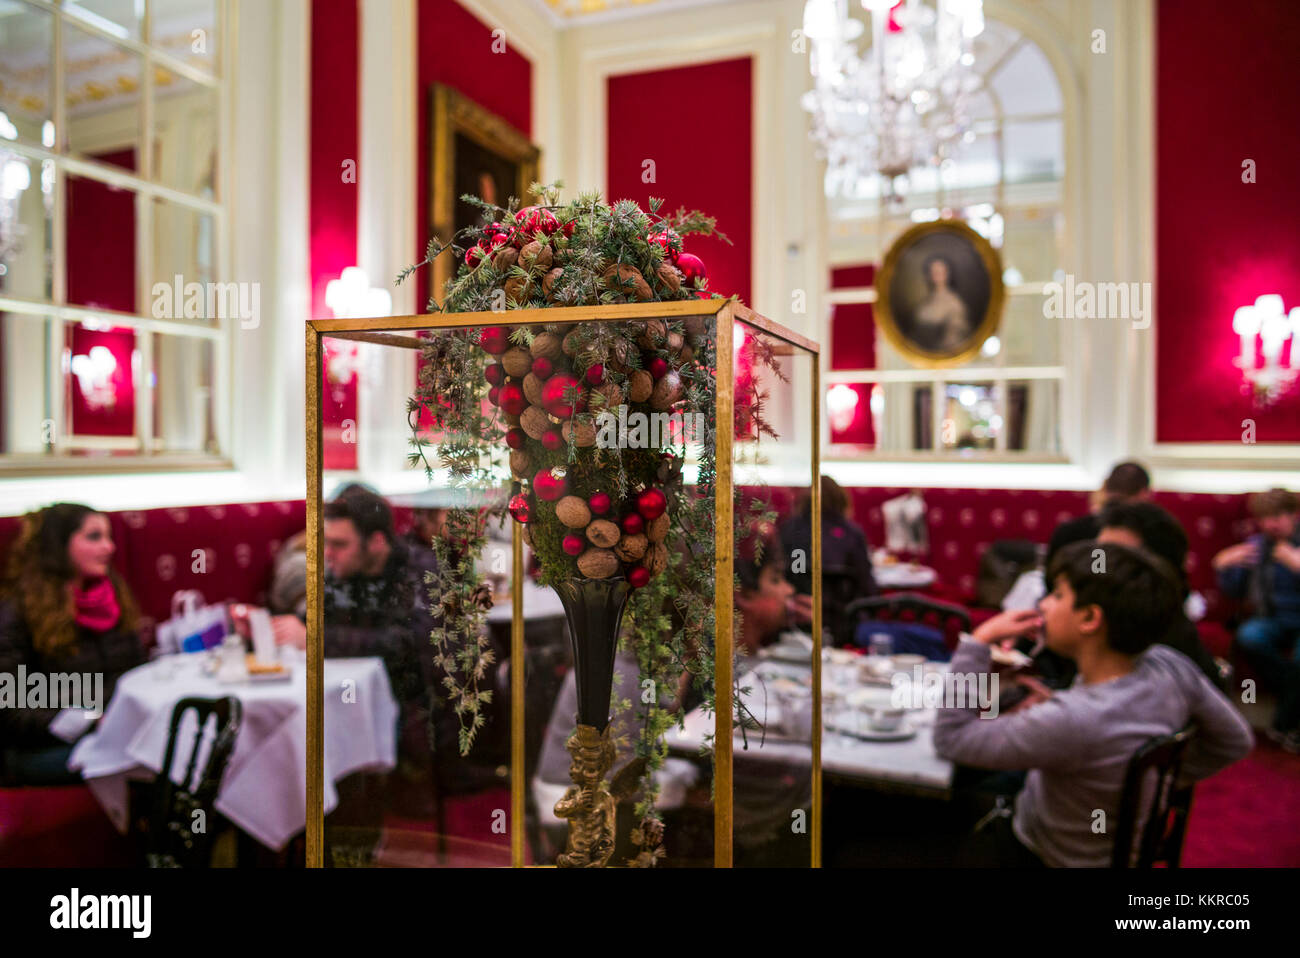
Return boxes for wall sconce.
[325,266,392,319]
[1233,294,1299,406]
[827,383,861,432]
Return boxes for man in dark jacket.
[1214,488,1300,751]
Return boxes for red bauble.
[562,220,576,238]
[562,534,585,556]
[542,374,580,418]
[487,232,509,252]
[575,394,588,413]
[536,209,559,235]
[588,492,611,515]
[465,245,486,268]
[648,229,682,264]
[498,382,527,416]
[533,468,567,502]
[531,356,554,380]
[484,222,506,239]
[585,364,605,386]
[676,252,706,286]
[485,363,506,387]
[628,566,651,588]
[637,488,667,520]
[480,327,510,355]
[505,427,526,449]
[487,386,501,407]
[508,494,530,524]
[648,357,669,380]
[542,429,564,451]
[621,513,645,536]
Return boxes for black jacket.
[0,599,144,750]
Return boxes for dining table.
[665,653,955,798]
[67,648,398,850]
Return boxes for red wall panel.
[1155,0,1300,441]
[606,57,752,308]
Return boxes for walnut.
[644,542,669,575]
[683,315,707,338]
[627,369,653,403]
[522,372,545,406]
[555,495,591,529]
[504,276,532,306]
[585,519,621,549]
[666,331,684,353]
[501,346,532,379]
[493,246,520,272]
[504,411,522,427]
[601,264,652,302]
[645,513,669,543]
[520,240,553,272]
[520,404,551,440]
[679,344,695,364]
[650,371,683,410]
[594,381,623,411]
[656,262,681,294]
[608,337,633,373]
[531,331,564,360]
[562,419,597,447]
[509,449,532,479]
[577,548,619,579]
[637,318,667,348]
[614,533,648,562]
[562,328,582,356]
[542,267,564,301]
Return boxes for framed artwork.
[874,219,1005,368]
[428,84,541,305]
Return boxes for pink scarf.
[73,577,121,632]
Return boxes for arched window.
[824,16,1066,458]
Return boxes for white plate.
[825,711,918,742]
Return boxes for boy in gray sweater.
[935,541,1254,867]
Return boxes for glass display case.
[305,299,820,867]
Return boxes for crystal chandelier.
[801,0,985,204]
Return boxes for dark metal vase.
[552,576,631,733]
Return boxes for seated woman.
[0,503,144,786]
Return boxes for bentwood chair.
[1111,723,1196,868]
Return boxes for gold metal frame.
[428,85,541,307]
[873,218,1005,369]
[305,300,820,867]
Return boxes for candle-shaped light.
[1256,295,1287,369]
[1232,305,1259,367]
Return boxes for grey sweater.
[934,640,1254,867]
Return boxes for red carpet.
[1182,740,1300,867]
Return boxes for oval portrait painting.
[875,219,1005,367]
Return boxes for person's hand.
[786,593,816,626]
[1274,541,1300,574]
[272,614,307,650]
[1212,541,1258,570]
[971,608,1043,646]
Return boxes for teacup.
[865,706,905,733]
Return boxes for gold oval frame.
[873,218,1005,369]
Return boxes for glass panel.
[1002,292,1059,366]
[827,382,878,448]
[151,197,216,321]
[937,131,999,193]
[64,26,142,172]
[0,153,55,302]
[152,65,218,195]
[0,311,51,454]
[1006,378,1060,453]
[63,319,138,443]
[0,0,54,147]
[66,172,137,313]
[151,0,219,75]
[940,380,998,452]
[1003,119,1063,185]
[731,320,816,867]
[990,40,1061,118]
[64,0,143,42]
[1001,204,1062,285]
[151,332,214,452]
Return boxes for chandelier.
[801,0,985,204]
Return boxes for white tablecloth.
[68,650,398,850]
[873,563,938,590]
[484,578,566,623]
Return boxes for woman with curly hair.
[0,503,144,785]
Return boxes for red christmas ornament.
[508,494,530,524]
[542,374,580,418]
[585,363,605,386]
[575,394,588,414]
[648,229,682,264]
[628,566,651,588]
[648,357,669,380]
[484,222,506,239]
[562,220,576,239]
[621,513,645,536]
[531,356,554,380]
[465,245,487,268]
[480,327,510,355]
[636,487,667,520]
[562,534,585,556]
[676,252,706,287]
[498,382,527,416]
[487,232,509,251]
[485,363,505,387]
[487,386,501,407]
[536,209,559,236]
[588,492,611,515]
[542,429,564,451]
[533,468,567,502]
[505,427,526,449]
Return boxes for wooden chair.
[148,696,242,868]
[1111,723,1196,868]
